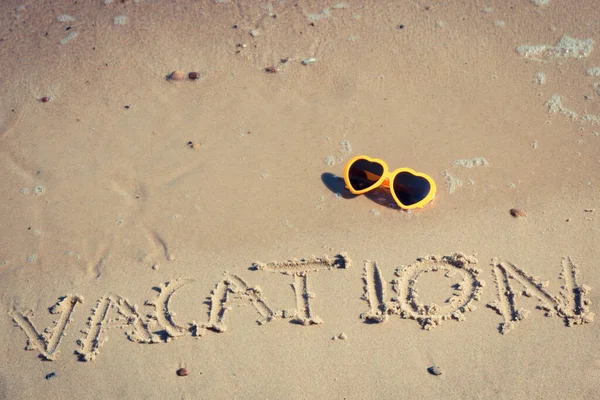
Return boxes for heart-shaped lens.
[347,159,385,192]
[392,171,432,207]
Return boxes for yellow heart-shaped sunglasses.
[343,155,436,210]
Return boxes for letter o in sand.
[392,253,485,330]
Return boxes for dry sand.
[1,0,600,398]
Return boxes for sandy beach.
[1,0,599,398]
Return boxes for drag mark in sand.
[253,254,351,325]
[151,231,173,261]
[360,260,389,323]
[206,272,278,333]
[76,295,156,361]
[390,254,485,330]
[9,295,82,360]
[487,258,594,334]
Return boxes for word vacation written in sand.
[9,253,593,362]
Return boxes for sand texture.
[1,0,600,399]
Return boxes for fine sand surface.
[1,0,600,398]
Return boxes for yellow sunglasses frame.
[343,155,437,210]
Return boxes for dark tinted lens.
[348,159,384,191]
[392,172,431,206]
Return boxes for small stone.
[188,72,200,80]
[427,366,443,376]
[265,66,277,73]
[192,143,200,149]
[168,71,185,81]
[40,96,50,103]
[45,372,56,380]
[177,368,188,377]
[510,208,526,218]
[249,29,259,37]
[301,57,317,65]
[337,332,347,340]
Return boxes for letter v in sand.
[9,295,82,360]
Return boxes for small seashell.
[510,208,526,218]
[177,368,188,377]
[168,70,185,81]
[427,365,443,376]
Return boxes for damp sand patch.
[545,94,600,124]
[452,157,489,168]
[517,35,594,61]
[442,170,462,194]
[443,158,488,194]
[545,94,578,120]
[586,67,600,76]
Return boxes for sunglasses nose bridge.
[382,177,390,188]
